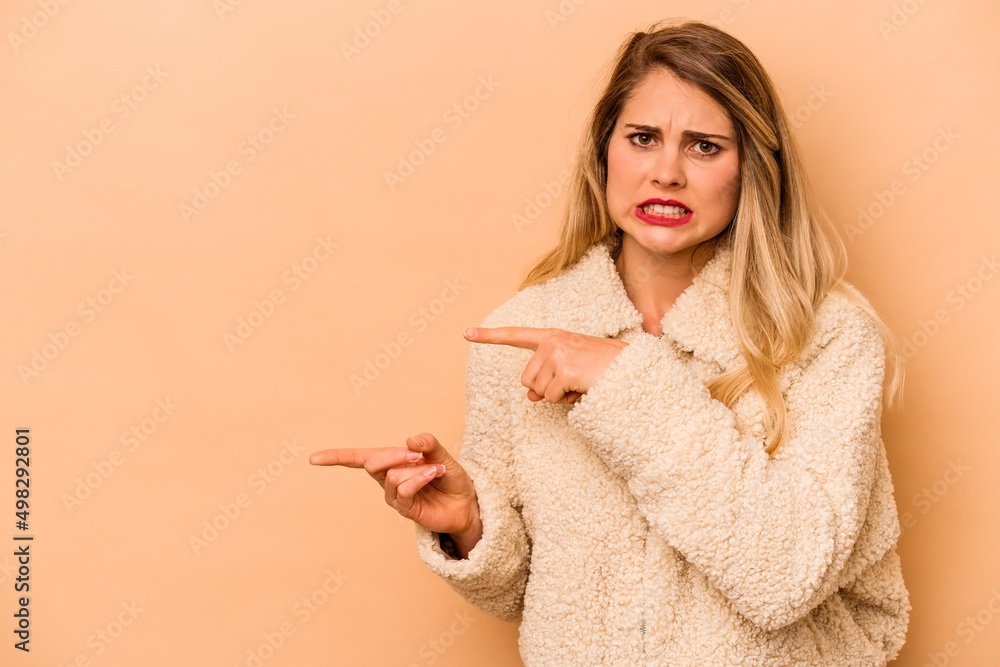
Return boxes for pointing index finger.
[309,449,370,467]
[465,326,549,351]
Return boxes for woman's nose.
[650,145,686,188]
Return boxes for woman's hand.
[465,327,628,404]
[309,433,480,540]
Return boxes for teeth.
[642,204,689,216]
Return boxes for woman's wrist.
[448,513,483,559]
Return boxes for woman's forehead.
[619,71,734,136]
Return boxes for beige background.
[1,1,997,665]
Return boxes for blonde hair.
[518,18,904,457]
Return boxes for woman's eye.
[695,141,720,156]
[629,132,653,147]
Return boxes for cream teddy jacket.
[414,237,911,666]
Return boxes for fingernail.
[464,328,476,339]
[406,451,422,462]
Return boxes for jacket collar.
[538,236,742,372]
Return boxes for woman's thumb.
[407,433,453,467]
[407,433,474,499]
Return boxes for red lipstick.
[635,198,692,227]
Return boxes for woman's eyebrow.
[622,122,732,142]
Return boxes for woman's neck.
[613,237,713,336]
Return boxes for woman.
[310,18,911,666]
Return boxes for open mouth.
[640,203,690,218]
[635,200,693,226]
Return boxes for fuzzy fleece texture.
[414,237,911,666]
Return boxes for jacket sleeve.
[565,304,887,632]
[413,314,531,624]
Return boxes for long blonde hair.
[518,18,904,457]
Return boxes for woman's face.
[605,68,741,264]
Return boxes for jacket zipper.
[640,535,647,663]
[640,593,647,663]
